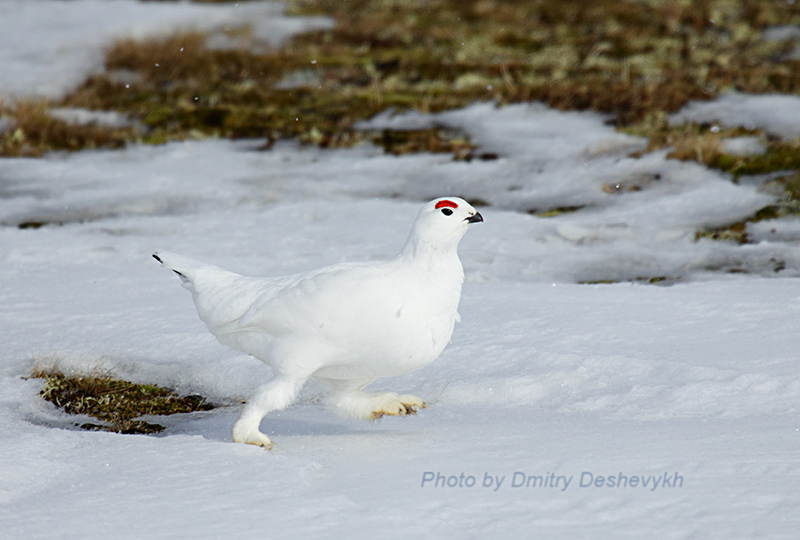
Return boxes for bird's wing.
[227,261,395,338]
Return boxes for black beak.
[466,212,484,223]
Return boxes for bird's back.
[230,256,464,377]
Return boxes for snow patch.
[48,108,135,129]
[670,91,800,139]
[720,136,766,156]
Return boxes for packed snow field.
[1,1,799,538]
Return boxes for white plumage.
[154,197,483,448]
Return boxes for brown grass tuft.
[0,100,133,157]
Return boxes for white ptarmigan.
[153,197,483,448]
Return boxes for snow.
[2,254,799,538]
[1,103,794,283]
[749,216,800,244]
[1,2,800,539]
[763,25,800,43]
[670,90,800,139]
[719,136,766,156]
[48,108,135,129]
[0,116,12,135]
[763,25,800,60]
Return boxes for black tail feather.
[153,253,185,278]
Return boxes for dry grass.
[626,113,800,179]
[284,0,800,122]
[0,100,133,157]
[33,0,800,159]
[626,114,760,163]
[370,127,478,159]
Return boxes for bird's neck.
[399,236,462,273]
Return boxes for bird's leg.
[323,388,427,421]
[232,375,306,449]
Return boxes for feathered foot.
[231,375,306,449]
[232,423,274,449]
[369,394,428,420]
[321,384,429,421]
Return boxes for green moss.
[34,367,214,435]
[709,142,800,178]
[783,173,800,200]
[143,105,175,127]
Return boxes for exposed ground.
[3,0,800,165]
[31,362,215,434]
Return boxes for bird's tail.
[152,250,208,283]
[153,250,263,338]
[152,250,243,294]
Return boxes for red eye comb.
[435,200,458,209]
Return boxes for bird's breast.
[310,274,462,378]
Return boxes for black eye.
[441,208,453,216]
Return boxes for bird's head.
[404,197,483,254]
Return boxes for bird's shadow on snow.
[160,406,373,443]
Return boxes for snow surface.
[2,102,796,283]
[670,90,800,139]
[1,3,799,539]
[48,108,136,129]
[719,135,766,156]
[763,25,800,60]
